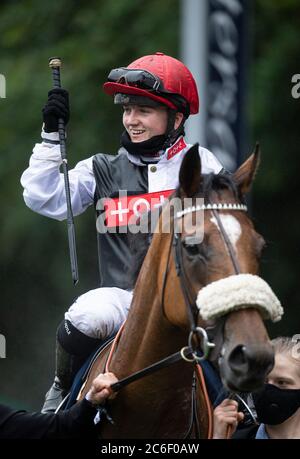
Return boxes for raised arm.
[20,88,96,220]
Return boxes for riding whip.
[48,57,79,285]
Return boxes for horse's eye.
[182,236,205,258]
[183,242,200,256]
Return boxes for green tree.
[250,0,300,337]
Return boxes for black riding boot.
[41,320,102,413]
[41,340,85,413]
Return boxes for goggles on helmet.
[107,67,166,93]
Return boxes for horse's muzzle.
[219,343,275,392]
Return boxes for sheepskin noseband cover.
[196,274,283,322]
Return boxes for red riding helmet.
[103,52,199,116]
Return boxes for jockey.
[21,52,224,413]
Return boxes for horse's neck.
[110,284,186,376]
[101,233,207,438]
[106,292,197,437]
[110,231,186,375]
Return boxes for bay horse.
[77,144,283,438]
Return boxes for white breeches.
[65,287,133,339]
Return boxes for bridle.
[166,199,247,362]
[105,197,249,438]
[162,198,247,438]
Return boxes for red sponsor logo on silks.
[103,189,174,228]
[167,136,187,160]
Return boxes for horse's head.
[161,144,283,392]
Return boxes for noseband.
[109,199,249,394]
[169,200,247,362]
[106,199,249,437]
[102,198,281,439]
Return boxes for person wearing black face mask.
[213,336,300,439]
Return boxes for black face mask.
[252,383,300,425]
[120,130,167,158]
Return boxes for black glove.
[42,88,70,133]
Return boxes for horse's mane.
[202,171,239,201]
[127,171,240,288]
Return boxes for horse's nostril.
[228,345,248,369]
[227,344,275,380]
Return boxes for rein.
[110,346,194,392]
[104,199,248,438]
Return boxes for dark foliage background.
[0,0,299,410]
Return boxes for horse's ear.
[179,143,202,197]
[233,143,261,195]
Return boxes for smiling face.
[122,104,168,142]
[123,105,168,142]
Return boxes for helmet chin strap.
[120,130,166,159]
[162,109,186,150]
